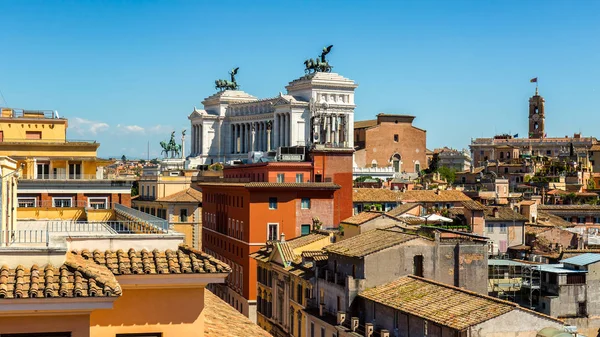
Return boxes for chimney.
[337,311,346,325]
[493,207,499,218]
[319,303,324,317]
[365,323,374,337]
[380,330,390,337]
[280,232,285,242]
[351,317,359,332]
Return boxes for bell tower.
[528,88,545,139]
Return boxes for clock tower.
[528,88,545,139]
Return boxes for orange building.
[0,245,235,337]
[199,147,353,320]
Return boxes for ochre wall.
[0,118,67,141]
[17,207,87,221]
[0,313,90,337]
[363,121,426,173]
[90,287,205,337]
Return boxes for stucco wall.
[0,313,90,337]
[90,287,205,337]
[471,309,563,337]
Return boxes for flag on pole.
[530,77,538,83]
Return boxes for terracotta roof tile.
[341,211,384,225]
[483,207,528,222]
[359,275,563,330]
[353,188,402,203]
[354,119,377,129]
[301,250,328,261]
[72,245,231,275]
[0,255,121,299]
[204,290,272,337]
[399,190,472,203]
[536,211,574,228]
[156,188,202,203]
[386,203,420,217]
[461,200,486,211]
[287,232,330,249]
[324,226,417,257]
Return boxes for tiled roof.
[386,203,420,217]
[0,253,121,299]
[72,245,231,275]
[341,211,384,225]
[354,119,377,129]
[204,290,272,337]
[353,188,401,203]
[301,250,328,261]
[537,211,574,228]
[483,207,528,222]
[287,232,330,249]
[399,190,472,203]
[324,226,417,258]
[156,188,202,203]
[359,275,563,331]
[539,204,600,211]
[277,242,297,265]
[461,199,486,211]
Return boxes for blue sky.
[1,1,599,158]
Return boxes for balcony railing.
[114,203,169,233]
[1,108,61,119]
[3,219,171,247]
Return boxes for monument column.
[181,131,186,159]
[267,121,272,151]
[251,123,256,152]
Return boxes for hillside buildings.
[469,90,598,169]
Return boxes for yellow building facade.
[252,232,333,337]
[0,107,132,214]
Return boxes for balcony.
[4,204,174,248]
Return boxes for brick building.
[354,114,427,174]
[199,147,353,320]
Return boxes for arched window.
[414,160,421,173]
[391,153,402,173]
[371,159,377,168]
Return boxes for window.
[301,198,311,209]
[269,197,278,210]
[546,150,551,156]
[36,162,50,179]
[68,162,81,179]
[315,174,322,182]
[499,224,507,233]
[88,197,107,210]
[296,173,304,183]
[413,255,424,277]
[578,217,586,224]
[268,223,279,241]
[53,197,72,208]
[567,274,586,285]
[311,322,315,337]
[486,224,494,233]
[321,327,325,337]
[25,131,42,140]
[301,224,311,236]
[371,160,377,168]
[152,186,156,198]
[180,208,188,222]
[18,197,36,208]
[277,173,285,183]
[393,134,399,142]
[415,161,421,172]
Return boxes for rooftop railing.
[114,203,169,233]
[0,108,62,119]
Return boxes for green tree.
[437,166,456,184]
[131,181,139,196]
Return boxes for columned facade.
[188,72,357,167]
